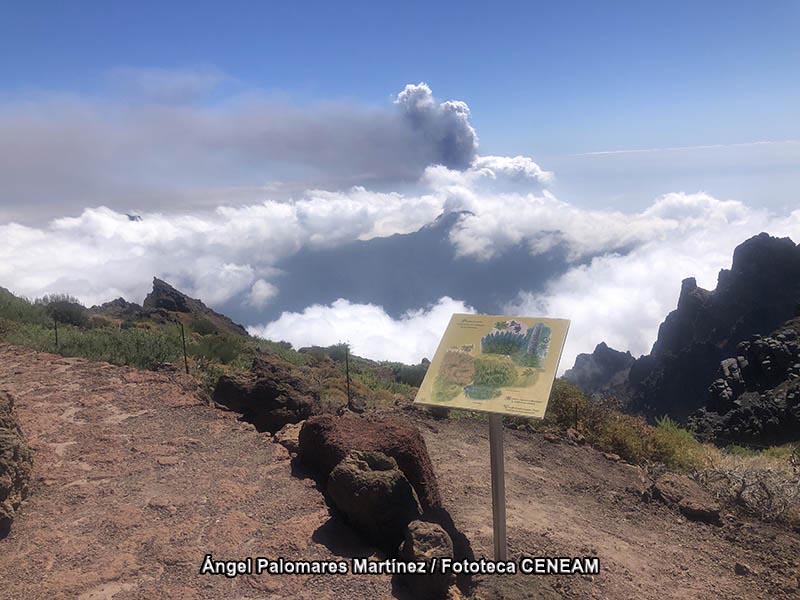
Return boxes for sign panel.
[414,314,570,418]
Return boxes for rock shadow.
[311,514,380,559]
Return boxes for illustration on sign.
[414,315,570,419]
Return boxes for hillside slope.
[1,344,798,599]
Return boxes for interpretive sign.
[414,314,570,419]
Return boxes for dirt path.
[0,345,392,600]
[1,344,799,600]
[419,417,800,600]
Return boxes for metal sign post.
[489,413,507,561]
[412,314,571,564]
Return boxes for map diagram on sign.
[414,314,570,419]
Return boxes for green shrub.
[597,413,652,463]
[190,334,245,364]
[0,289,50,326]
[35,294,88,327]
[354,368,416,397]
[543,379,589,428]
[651,416,708,470]
[392,363,428,387]
[189,317,219,336]
[3,321,182,369]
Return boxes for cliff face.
[562,342,634,399]
[628,233,800,420]
[690,317,800,445]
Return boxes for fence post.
[345,344,352,410]
[179,322,189,374]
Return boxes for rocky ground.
[1,343,799,599]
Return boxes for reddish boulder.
[0,391,33,538]
[298,414,442,510]
[327,451,421,552]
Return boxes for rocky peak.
[629,233,800,420]
[143,278,192,313]
[563,342,634,397]
[141,277,249,336]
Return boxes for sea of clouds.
[2,76,799,370]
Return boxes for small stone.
[566,428,586,445]
[156,456,179,466]
[734,562,752,576]
[274,421,303,454]
[602,452,621,462]
[543,432,560,443]
[398,520,455,599]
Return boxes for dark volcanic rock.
[398,520,455,599]
[298,414,442,510]
[142,278,248,336]
[90,297,144,320]
[326,451,422,552]
[629,233,800,420]
[212,357,318,432]
[690,318,800,445]
[0,391,33,538]
[143,278,192,313]
[563,342,634,398]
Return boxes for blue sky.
[4,1,798,153]
[1,1,799,366]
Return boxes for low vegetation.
[539,380,800,525]
[0,290,417,407]
[1,287,796,526]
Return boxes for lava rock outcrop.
[298,414,442,510]
[690,318,800,445]
[0,391,33,538]
[213,357,318,432]
[628,233,800,420]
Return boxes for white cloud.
[247,279,279,307]
[248,297,474,364]
[508,202,800,373]
[2,76,798,370]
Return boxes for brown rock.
[602,452,621,462]
[274,421,304,454]
[651,473,721,525]
[327,451,421,552]
[398,520,455,599]
[298,414,441,510]
[543,432,560,444]
[0,391,33,538]
[213,357,318,432]
[566,428,586,445]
